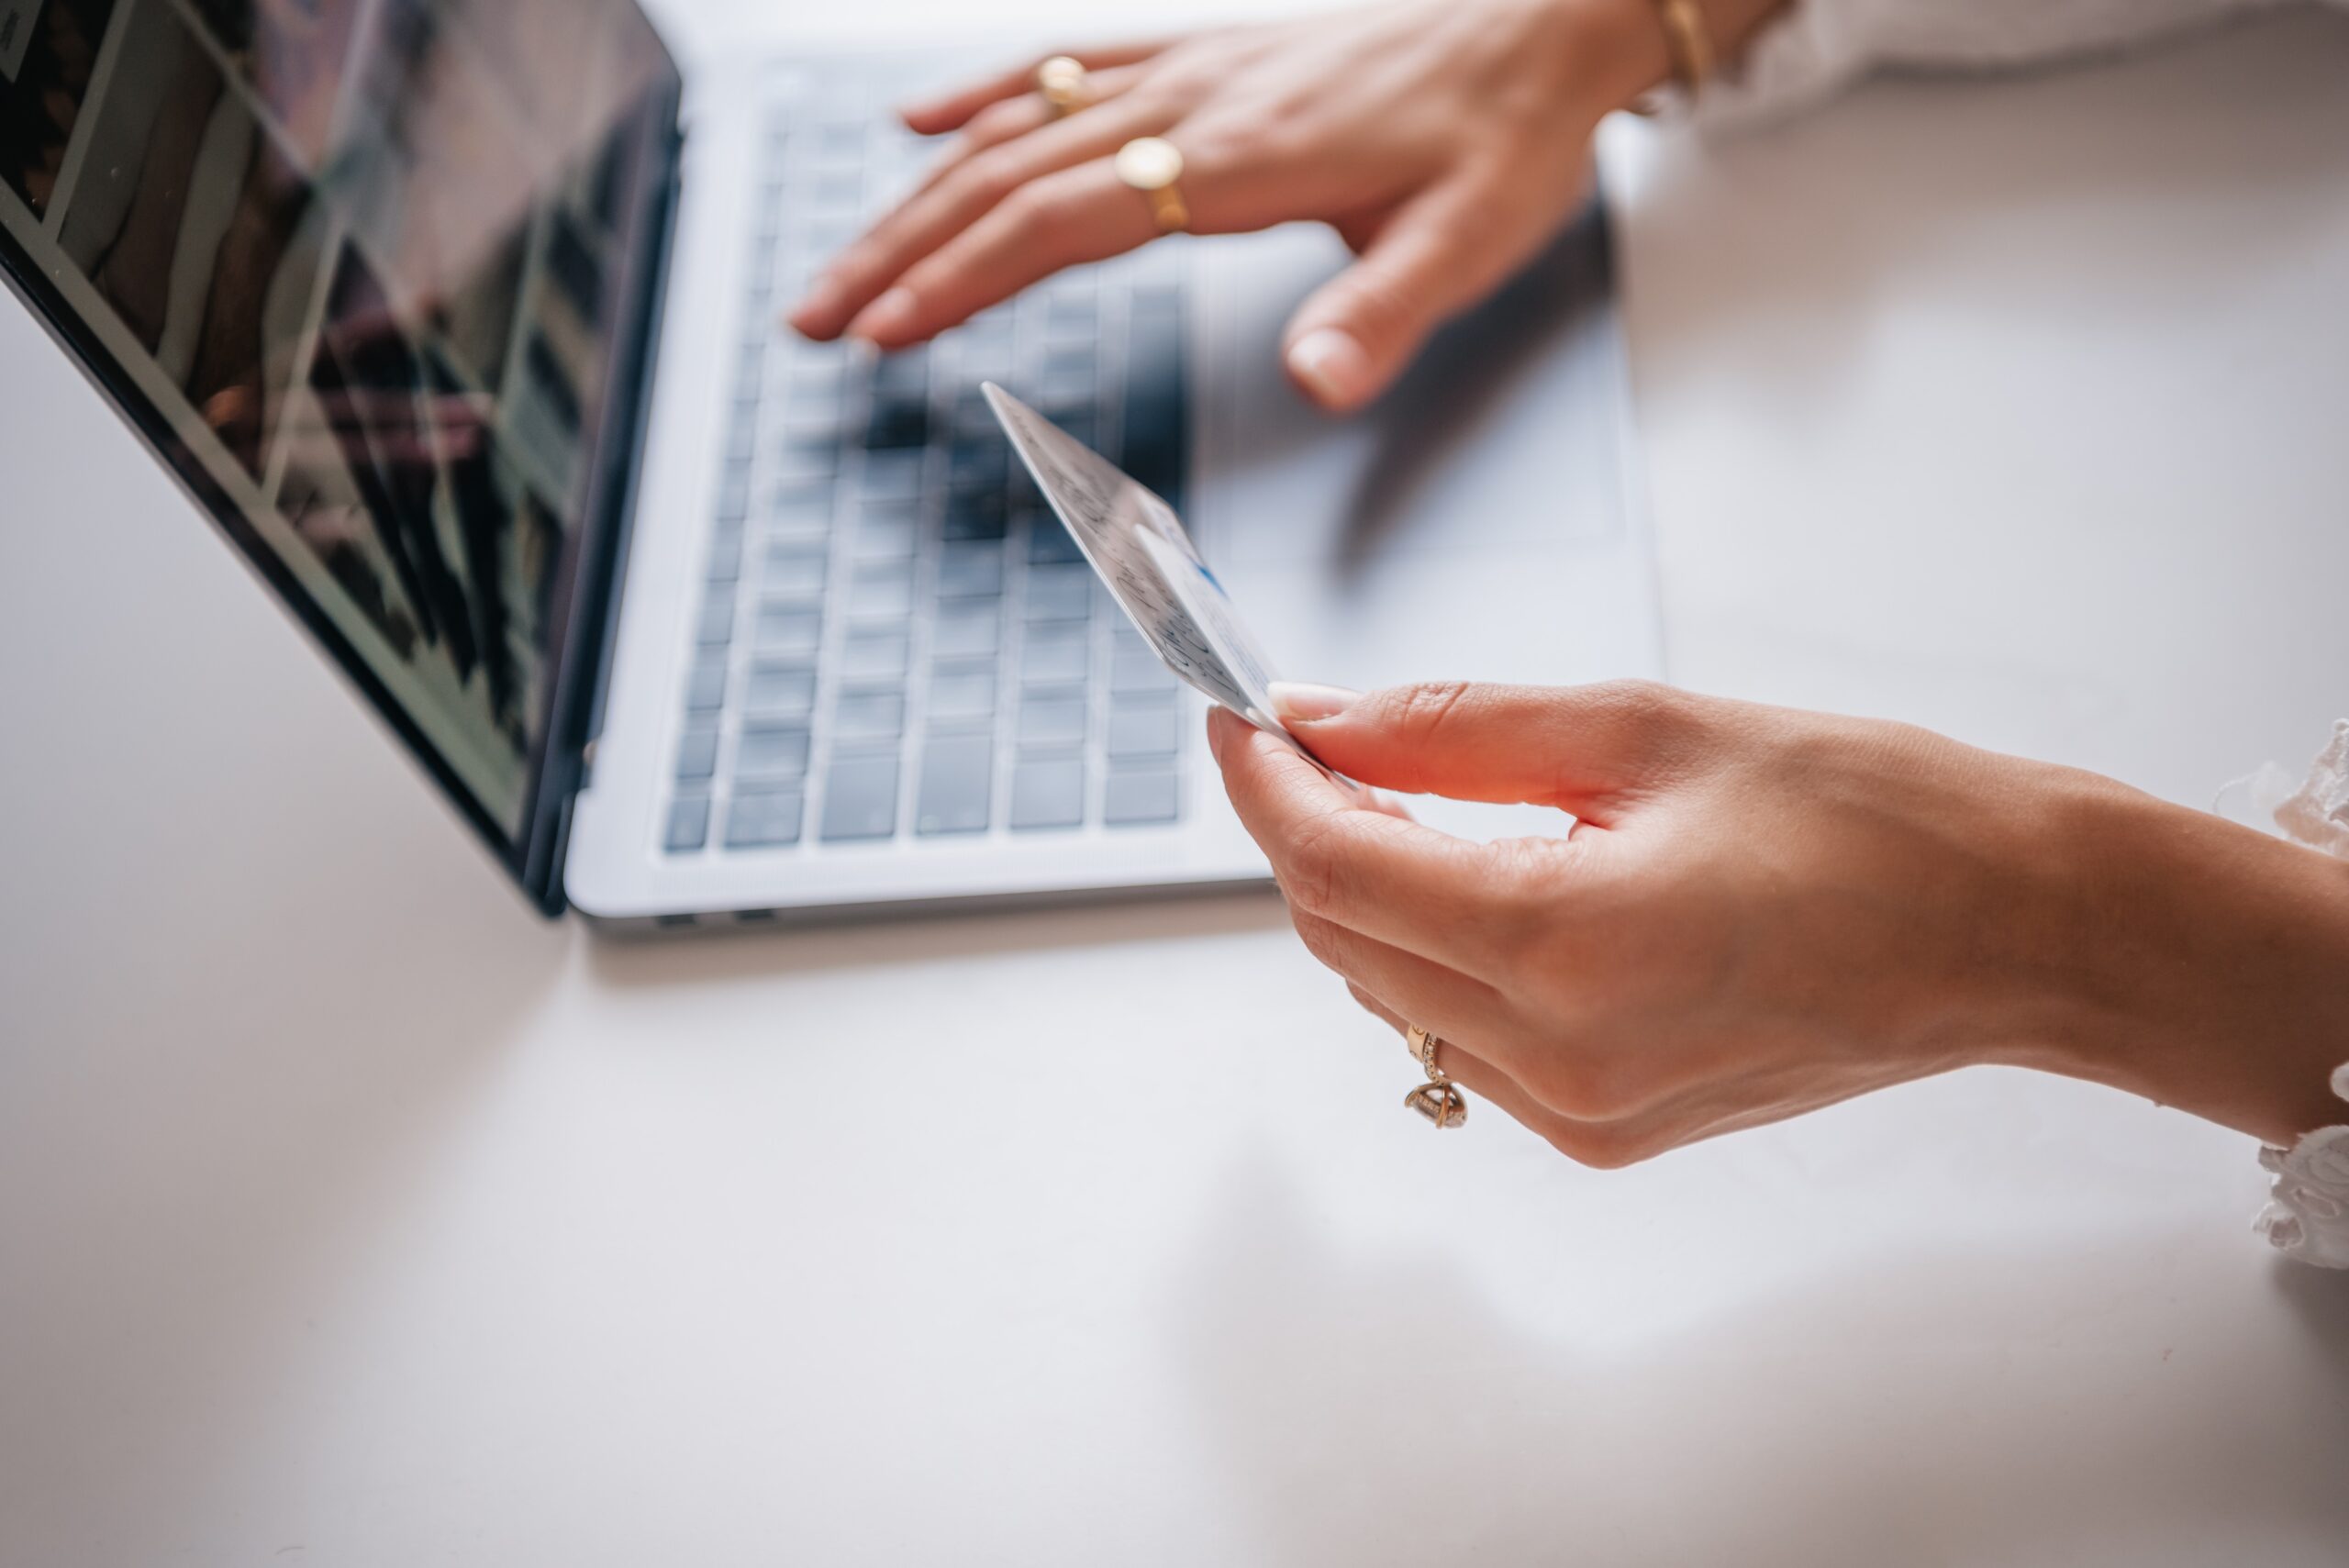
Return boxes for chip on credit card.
[984,382,1343,776]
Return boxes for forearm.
[2016,781,2349,1146]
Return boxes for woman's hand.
[789,0,1687,410]
[1209,681,2349,1161]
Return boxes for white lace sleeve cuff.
[1684,0,2305,132]
[2256,1068,2349,1268]
[2249,721,2349,1268]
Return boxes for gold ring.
[1113,136,1189,234]
[1036,56,1088,117]
[1403,1024,1467,1129]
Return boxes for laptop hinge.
[517,95,687,914]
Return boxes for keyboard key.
[725,785,803,849]
[717,474,751,523]
[938,542,1004,598]
[1019,690,1088,749]
[705,526,743,584]
[696,590,736,646]
[946,385,997,442]
[754,605,822,656]
[685,654,728,712]
[860,450,922,500]
[1124,290,1187,506]
[956,311,1014,360]
[959,340,1016,387]
[676,726,719,781]
[736,723,811,776]
[850,561,914,618]
[819,754,899,840]
[853,502,918,559]
[1023,566,1092,622]
[841,628,908,681]
[664,794,711,851]
[943,488,1008,541]
[763,543,828,596]
[1042,295,1097,339]
[774,433,835,478]
[784,382,841,423]
[1009,758,1085,830]
[1108,701,1181,760]
[1020,624,1089,686]
[948,439,1008,491]
[1104,770,1179,826]
[931,601,1000,659]
[1033,385,1092,424]
[1037,366,1093,409]
[1028,512,1084,564]
[1041,341,1091,382]
[744,662,816,717]
[1111,644,1174,695]
[866,396,928,450]
[833,688,905,743]
[916,734,993,835]
[927,665,995,727]
[771,477,832,527]
[872,343,928,400]
[789,357,846,395]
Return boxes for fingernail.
[1286,329,1371,409]
[848,286,918,343]
[788,276,845,335]
[1205,709,1226,764]
[1268,681,1360,723]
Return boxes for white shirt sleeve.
[2253,726,2349,1268]
[1693,0,2339,128]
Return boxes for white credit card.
[985,382,1330,771]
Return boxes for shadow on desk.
[583,887,1294,989]
[1166,1156,2349,1566]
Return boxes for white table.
[5,6,2347,1563]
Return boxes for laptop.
[0,0,1660,929]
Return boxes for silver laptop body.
[563,48,1661,929]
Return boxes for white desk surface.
[5,4,2347,1563]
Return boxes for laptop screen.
[0,0,680,896]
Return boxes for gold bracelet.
[1649,0,1716,98]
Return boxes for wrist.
[1556,0,1675,114]
[1554,0,1797,116]
[2006,779,2349,1144]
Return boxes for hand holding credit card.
[984,384,1353,783]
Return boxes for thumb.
[1269,679,1701,818]
[1280,173,1549,413]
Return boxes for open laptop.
[0,0,1660,929]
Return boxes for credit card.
[984,382,1339,773]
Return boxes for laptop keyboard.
[663,70,1192,857]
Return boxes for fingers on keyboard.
[665,100,1190,855]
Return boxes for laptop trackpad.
[1186,208,1655,845]
[1200,205,1626,570]
[1195,205,1649,695]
